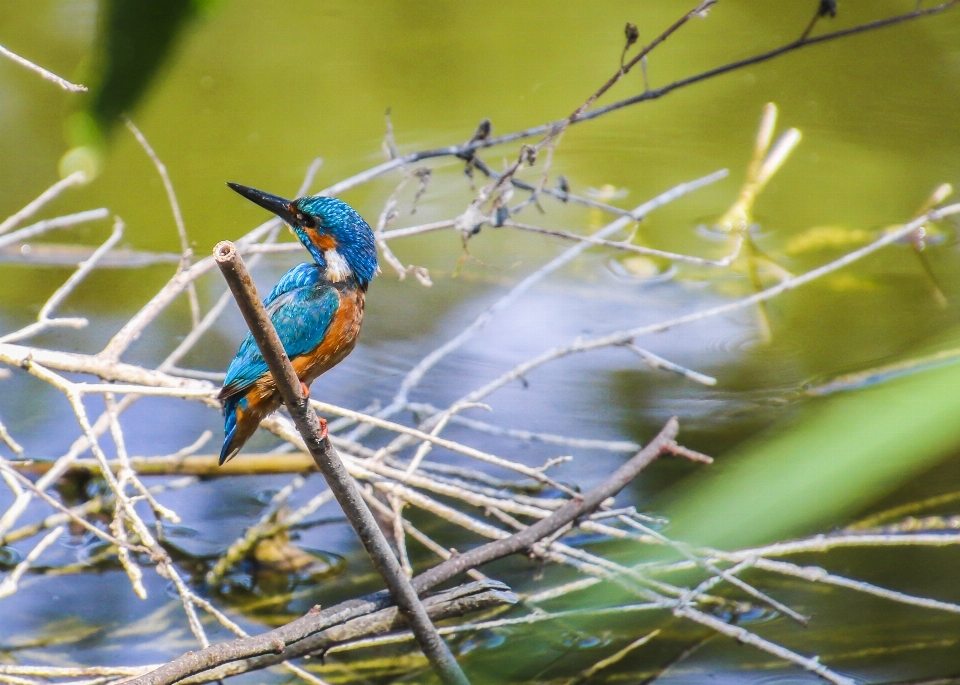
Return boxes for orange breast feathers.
[291,287,365,385]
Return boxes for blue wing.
[220,263,340,399]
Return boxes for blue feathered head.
[227,183,379,288]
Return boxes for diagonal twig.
[211,241,470,685]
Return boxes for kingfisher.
[218,183,378,465]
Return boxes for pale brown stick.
[211,241,470,685]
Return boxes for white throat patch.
[324,249,352,282]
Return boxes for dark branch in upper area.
[323,0,959,198]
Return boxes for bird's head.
[227,183,378,288]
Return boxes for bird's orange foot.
[317,417,328,441]
[300,381,311,399]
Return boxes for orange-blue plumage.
[218,186,378,464]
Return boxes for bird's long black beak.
[227,182,298,225]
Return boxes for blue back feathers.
[293,196,378,288]
[220,263,340,398]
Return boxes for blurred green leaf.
[79,0,223,143]
[660,341,960,550]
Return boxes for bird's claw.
[317,417,328,441]
[300,381,311,399]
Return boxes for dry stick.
[175,582,517,685]
[0,462,135,550]
[0,668,155,679]
[0,343,209,389]
[404,402,640,452]
[104,393,164,595]
[620,517,808,625]
[349,169,727,445]
[0,419,24,458]
[310,398,571,489]
[0,171,87,235]
[435,203,960,422]
[674,605,854,685]
[0,525,65,599]
[367,458,564,512]
[124,419,687,685]
[211,241,470,685]
[0,217,125,345]
[124,119,201,328]
[0,477,195,546]
[328,602,669,654]
[0,43,87,92]
[752,558,960,615]
[622,344,717,386]
[375,218,457,241]
[411,417,682,592]
[0,458,25,502]
[373,175,432,285]
[181,587,346,685]
[360,487,488,582]
[0,209,110,251]
[565,630,661,685]
[503,219,741,268]
[0,673,43,685]
[11,453,313,478]
[10,451,545,487]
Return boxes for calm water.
[2,1,960,683]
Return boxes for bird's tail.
[220,394,252,465]
[220,390,281,465]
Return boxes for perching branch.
[210,241,470,685]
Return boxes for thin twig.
[0,217,125,344]
[0,525,65,599]
[349,169,727,451]
[0,209,110,251]
[0,172,88,235]
[0,43,87,91]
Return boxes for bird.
[218,183,378,465]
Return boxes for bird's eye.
[297,213,316,228]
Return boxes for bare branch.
[0,43,87,92]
